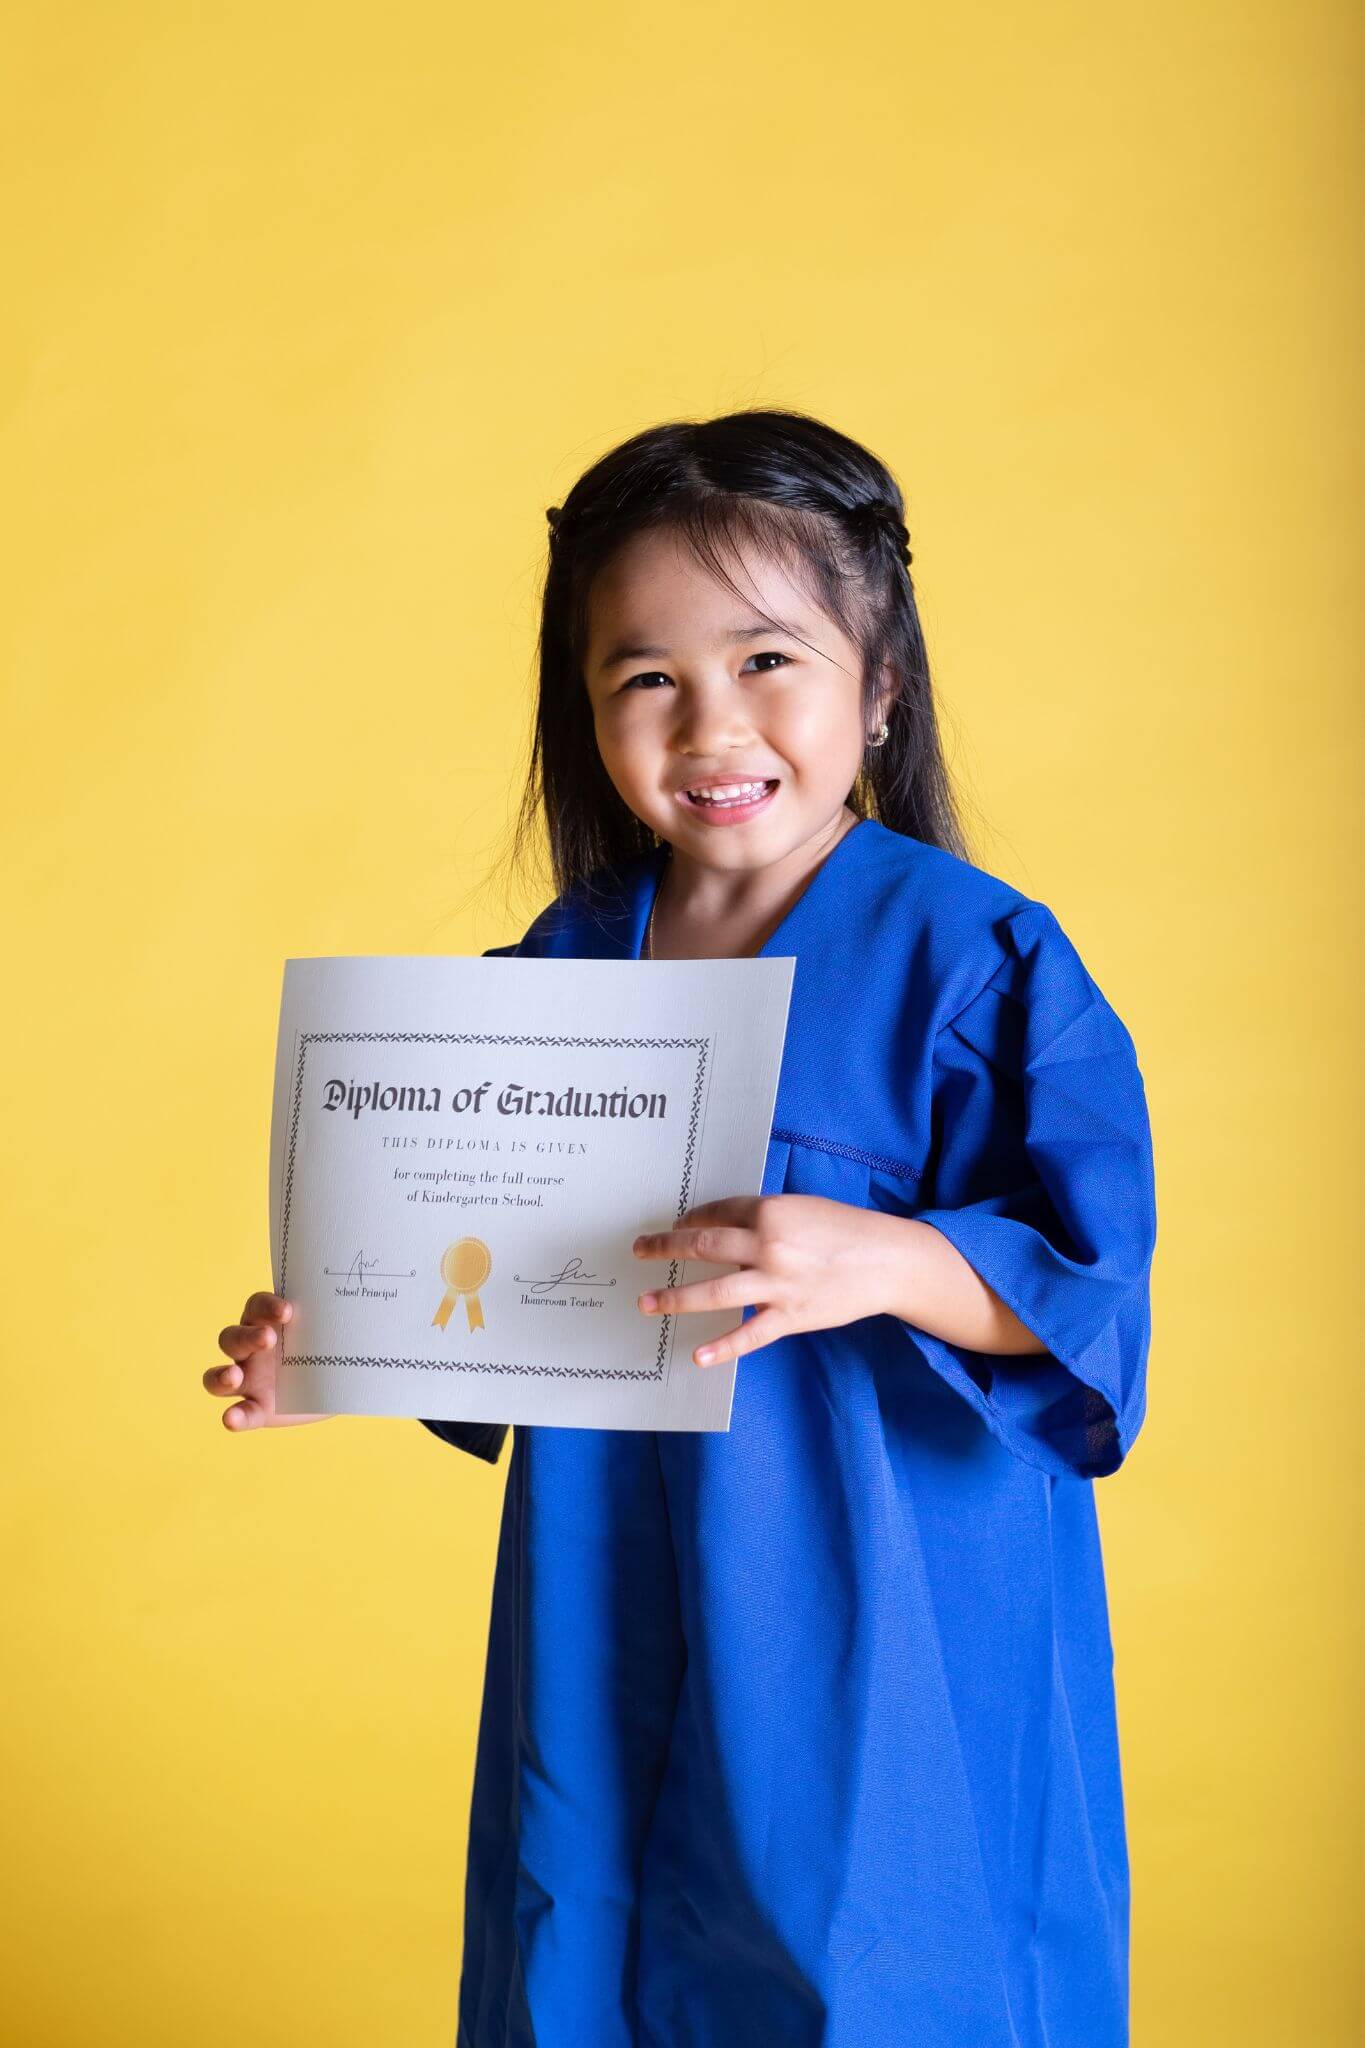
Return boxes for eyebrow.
[595,622,806,673]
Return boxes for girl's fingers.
[638,1270,766,1317]
[217,1320,279,1362]
[223,1399,331,1430]
[634,1224,755,1267]
[223,1395,268,1430]
[242,1293,293,1325]
[203,1361,245,1395]
[693,1305,786,1368]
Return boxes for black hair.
[508,407,971,905]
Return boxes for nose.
[670,676,758,757]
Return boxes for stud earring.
[866,721,890,748]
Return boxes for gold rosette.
[432,1237,491,1333]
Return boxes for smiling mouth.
[677,779,780,811]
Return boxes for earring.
[866,721,890,748]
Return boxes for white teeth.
[686,781,772,806]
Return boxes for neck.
[645,808,859,961]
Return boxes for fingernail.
[226,1365,241,1385]
[262,1326,276,1346]
[696,1348,714,1364]
[638,1293,657,1311]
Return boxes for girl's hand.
[632,1195,903,1369]
[204,1292,336,1431]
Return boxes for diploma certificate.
[268,954,794,1431]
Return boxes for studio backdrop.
[3,4,1359,2043]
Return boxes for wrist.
[866,1210,935,1325]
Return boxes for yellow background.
[3,3,1359,2041]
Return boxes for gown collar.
[621,814,882,962]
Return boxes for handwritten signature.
[323,1251,417,1285]
[514,1254,620,1294]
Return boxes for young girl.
[206,409,1157,2048]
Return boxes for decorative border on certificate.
[279,1029,710,1381]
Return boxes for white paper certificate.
[268,954,795,1431]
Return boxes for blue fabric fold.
[413,824,1156,2042]
[418,1416,510,1464]
[902,901,1157,1479]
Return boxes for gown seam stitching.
[771,1125,926,1181]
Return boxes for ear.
[869,660,898,732]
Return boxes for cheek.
[768,688,862,763]
[593,702,659,777]
[594,701,630,748]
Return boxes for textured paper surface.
[268,953,794,1430]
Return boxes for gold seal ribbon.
[433,1238,491,1333]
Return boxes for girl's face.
[583,526,888,872]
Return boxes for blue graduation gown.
[421,817,1158,2048]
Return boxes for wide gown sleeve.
[418,942,518,1466]
[901,900,1157,1481]
[418,1416,510,1463]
